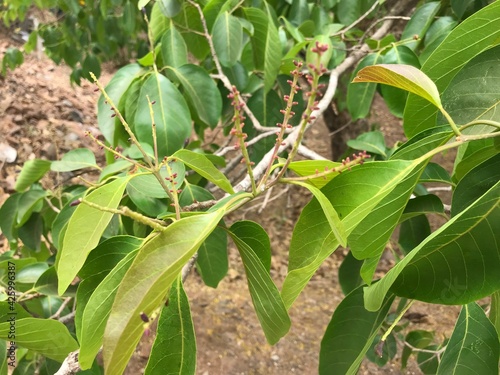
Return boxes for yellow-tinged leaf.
[353,64,442,108]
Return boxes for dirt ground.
[0,31,461,375]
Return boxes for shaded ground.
[0,33,461,375]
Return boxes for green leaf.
[348,162,426,260]
[229,222,291,345]
[138,0,150,9]
[82,54,101,80]
[401,330,434,369]
[245,7,282,92]
[453,137,500,183]
[400,194,444,222]
[403,1,500,137]
[286,160,341,189]
[401,2,441,51]
[398,215,431,254]
[178,184,214,207]
[338,252,363,295]
[452,154,500,216]
[0,318,78,362]
[161,25,188,68]
[157,0,183,18]
[391,126,453,161]
[230,220,271,271]
[287,180,347,247]
[172,149,234,194]
[439,46,500,133]
[51,149,98,172]
[16,190,46,227]
[364,180,500,310]
[337,0,376,25]
[490,291,500,337]
[347,53,384,119]
[0,193,21,243]
[126,184,169,217]
[437,303,499,375]
[78,248,140,369]
[419,162,452,184]
[281,159,420,309]
[212,12,243,67]
[57,176,130,295]
[173,4,209,60]
[347,131,387,157]
[15,159,51,192]
[353,64,442,109]
[16,262,48,284]
[319,286,394,375]
[150,3,170,41]
[145,277,196,375]
[103,210,224,375]
[134,72,191,158]
[197,225,228,288]
[167,64,222,129]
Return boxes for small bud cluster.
[228,86,255,165]
[307,151,370,181]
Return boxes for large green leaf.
[453,137,500,183]
[97,63,143,145]
[167,64,222,129]
[0,193,21,243]
[287,180,347,247]
[197,225,228,288]
[281,160,419,309]
[353,64,442,109]
[51,148,98,172]
[403,1,500,137]
[319,286,394,375]
[212,12,243,67]
[452,154,500,216]
[348,162,426,260]
[173,3,210,60]
[229,221,290,344]
[336,0,376,25]
[144,277,196,375]
[347,53,383,120]
[57,177,130,295]
[285,160,341,189]
[15,159,51,192]
[438,45,500,133]
[364,179,500,311]
[347,130,387,157]
[103,210,224,375]
[172,149,234,193]
[134,72,191,158]
[491,290,500,337]
[16,189,46,227]
[78,248,140,369]
[230,220,271,271]
[244,8,282,92]
[161,25,188,68]
[0,318,78,362]
[437,303,499,375]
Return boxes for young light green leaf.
[78,248,140,369]
[197,225,228,288]
[365,180,500,311]
[229,222,291,345]
[134,72,191,158]
[244,8,282,92]
[15,159,51,192]
[212,12,243,67]
[353,64,442,109]
[51,148,98,172]
[319,286,395,375]
[161,25,188,68]
[172,149,234,194]
[347,53,384,119]
[167,64,222,129]
[137,0,151,9]
[0,318,78,362]
[287,180,347,247]
[57,177,130,295]
[145,277,196,375]
[103,210,224,375]
[403,1,500,137]
[437,303,499,375]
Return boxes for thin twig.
[332,0,380,37]
[49,297,72,319]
